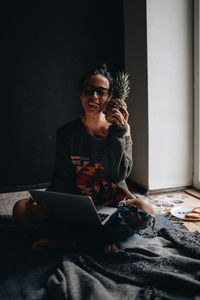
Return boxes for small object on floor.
[192,207,200,214]
[170,206,200,221]
[185,212,200,219]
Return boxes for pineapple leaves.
[112,72,130,101]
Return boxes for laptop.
[29,190,117,227]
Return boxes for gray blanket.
[0,217,200,299]
[47,228,200,300]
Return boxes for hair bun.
[99,63,107,71]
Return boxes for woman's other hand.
[13,197,50,226]
[126,197,154,215]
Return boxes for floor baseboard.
[126,179,193,196]
[146,185,192,195]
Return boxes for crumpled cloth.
[47,227,200,300]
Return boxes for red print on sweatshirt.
[70,156,132,206]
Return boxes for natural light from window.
[194,0,200,190]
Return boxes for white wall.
[124,0,193,191]
[147,0,193,190]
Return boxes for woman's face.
[80,74,111,115]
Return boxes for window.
[193,0,200,189]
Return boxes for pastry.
[192,207,200,214]
[185,212,200,219]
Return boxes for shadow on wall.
[0,0,125,192]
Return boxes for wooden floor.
[149,189,200,232]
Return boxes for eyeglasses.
[82,86,110,97]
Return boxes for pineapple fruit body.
[103,98,127,124]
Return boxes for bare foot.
[104,243,118,254]
[32,238,76,252]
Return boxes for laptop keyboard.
[98,213,109,222]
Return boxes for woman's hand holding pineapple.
[108,106,130,136]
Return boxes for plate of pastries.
[170,206,200,220]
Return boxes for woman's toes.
[104,244,118,254]
[32,238,49,251]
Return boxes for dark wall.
[0,1,124,192]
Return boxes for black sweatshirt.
[48,118,133,206]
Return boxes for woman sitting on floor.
[13,64,154,252]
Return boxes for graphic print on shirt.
[71,156,132,206]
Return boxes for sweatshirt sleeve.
[102,123,133,183]
[47,128,76,193]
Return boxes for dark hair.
[79,63,113,95]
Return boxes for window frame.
[193,0,200,189]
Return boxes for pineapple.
[104,72,130,124]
